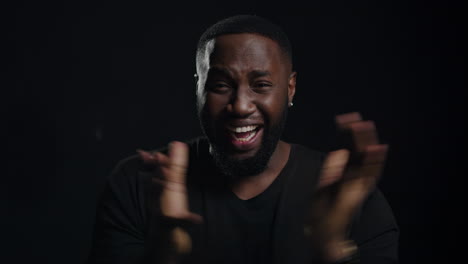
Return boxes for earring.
[289,102,294,107]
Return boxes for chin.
[209,131,278,180]
[200,102,288,179]
[224,150,259,165]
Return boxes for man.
[87,15,399,264]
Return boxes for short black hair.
[196,15,293,70]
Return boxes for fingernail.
[137,149,154,160]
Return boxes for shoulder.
[280,143,326,191]
[288,143,326,168]
[349,188,399,261]
[104,137,210,195]
[109,136,209,179]
[350,188,399,251]
[96,136,209,218]
[352,189,399,235]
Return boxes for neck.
[231,140,291,200]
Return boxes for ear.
[194,73,200,90]
[288,71,297,106]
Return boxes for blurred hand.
[307,112,388,262]
[138,141,202,258]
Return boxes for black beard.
[198,102,289,182]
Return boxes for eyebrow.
[208,66,233,78]
[248,70,271,79]
[208,67,272,80]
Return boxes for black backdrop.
[5,1,465,263]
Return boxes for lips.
[225,124,263,151]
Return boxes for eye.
[256,82,271,87]
[208,82,231,94]
[253,82,273,92]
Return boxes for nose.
[226,86,256,117]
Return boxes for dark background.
[5,1,465,263]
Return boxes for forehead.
[204,33,286,73]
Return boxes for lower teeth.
[234,130,256,142]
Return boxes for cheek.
[204,93,229,119]
[258,90,288,121]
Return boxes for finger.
[147,152,173,180]
[153,152,170,168]
[335,112,362,129]
[137,150,172,179]
[361,144,388,165]
[137,149,170,165]
[318,149,350,189]
[346,144,388,174]
[353,144,388,183]
[160,141,190,220]
[171,227,192,255]
[168,141,189,183]
[348,121,379,152]
[336,145,388,209]
[186,212,203,224]
[137,149,158,164]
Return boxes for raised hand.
[138,141,202,259]
[308,112,388,262]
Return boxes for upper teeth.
[229,125,257,133]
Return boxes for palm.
[310,112,388,262]
[138,141,201,259]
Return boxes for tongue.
[235,131,251,138]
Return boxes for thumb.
[318,149,350,189]
[185,212,203,224]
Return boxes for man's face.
[196,33,296,178]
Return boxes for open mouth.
[225,125,263,149]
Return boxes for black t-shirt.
[220,151,286,264]
[87,137,399,264]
